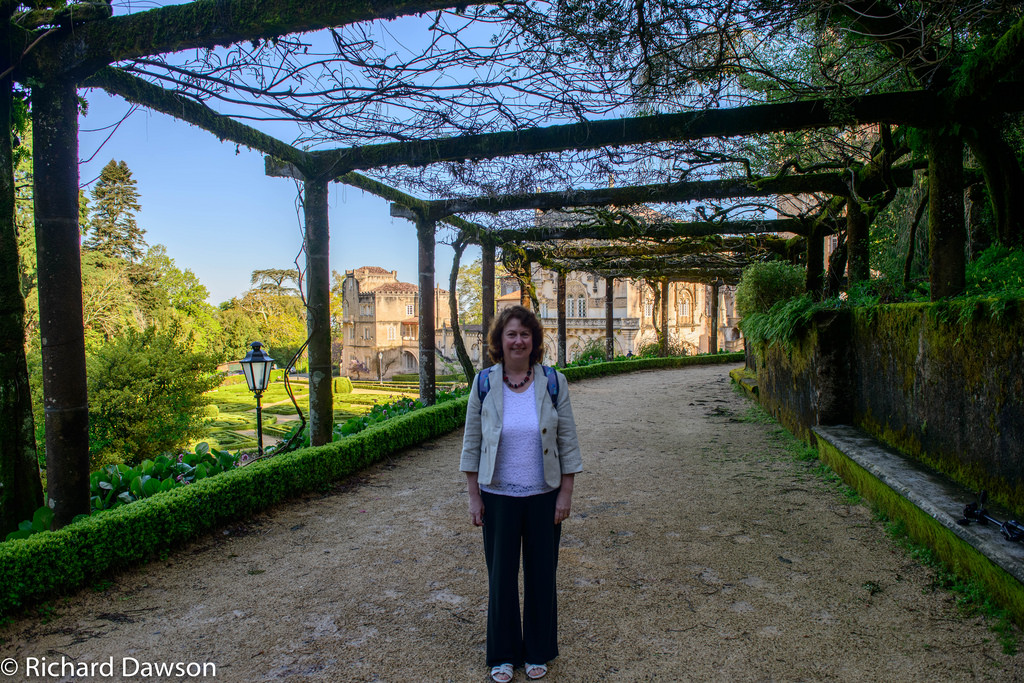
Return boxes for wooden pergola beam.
[479,217,831,243]
[22,0,479,79]
[524,235,798,260]
[309,89,1024,173]
[86,68,312,169]
[424,171,874,219]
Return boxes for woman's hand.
[555,474,575,524]
[466,472,484,526]
[469,494,485,526]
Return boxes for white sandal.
[490,663,514,682]
[526,662,548,680]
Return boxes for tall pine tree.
[85,160,145,262]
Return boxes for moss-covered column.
[481,239,495,368]
[659,279,669,356]
[847,198,869,284]
[928,128,966,299]
[0,44,42,535]
[417,215,436,404]
[806,225,825,299]
[557,270,567,366]
[33,79,89,528]
[709,280,721,353]
[304,177,332,446]
[605,276,614,360]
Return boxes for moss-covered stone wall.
[751,310,853,443]
[850,303,1024,513]
[753,301,1024,514]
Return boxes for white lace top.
[479,382,554,497]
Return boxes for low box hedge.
[0,352,743,617]
[560,352,744,381]
[0,397,469,618]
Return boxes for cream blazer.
[460,363,582,489]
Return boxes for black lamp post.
[240,341,275,454]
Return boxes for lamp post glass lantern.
[240,341,275,454]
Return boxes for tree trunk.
[417,216,436,404]
[0,36,43,535]
[304,177,332,446]
[928,129,966,299]
[605,276,614,360]
[516,258,532,309]
[557,270,566,367]
[805,225,825,299]
[33,79,90,528]
[448,239,475,383]
[709,281,720,354]
[847,198,869,284]
[481,240,495,369]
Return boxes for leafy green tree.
[84,159,145,262]
[457,257,505,324]
[250,267,299,295]
[87,326,221,467]
[80,251,144,348]
[216,301,264,361]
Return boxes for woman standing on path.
[461,306,583,682]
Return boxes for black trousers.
[481,489,562,667]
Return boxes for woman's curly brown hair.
[487,305,545,365]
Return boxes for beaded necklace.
[503,366,532,389]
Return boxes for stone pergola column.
[33,79,90,527]
[709,280,721,353]
[417,215,436,404]
[481,239,495,368]
[847,198,869,284]
[928,128,966,299]
[557,270,567,367]
[605,276,614,360]
[660,279,669,357]
[304,177,332,446]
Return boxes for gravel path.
[3,365,1021,682]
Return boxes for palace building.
[339,266,452,380]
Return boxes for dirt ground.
[3,365,1022,682]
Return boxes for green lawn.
[196,379,418,451]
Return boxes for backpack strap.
[542,365,559,408]
[476,368,491,413]
[478,365,559,412]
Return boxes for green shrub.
[735,261,806,318]
[334,376,354,394]
[87,327,222,467]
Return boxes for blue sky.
[77,91,475,306]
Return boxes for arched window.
[578,294,587,317]
[679,292,692,323]
[568,296,576,317]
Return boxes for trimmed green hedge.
[0,398,469,618]
[560,352,744,381]
[0,351,743,617]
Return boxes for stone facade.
[491,266,742,363]
[340,266,451,380]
